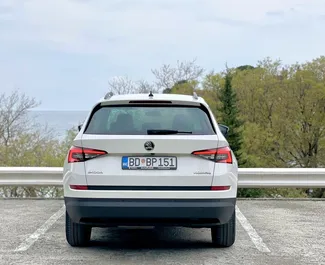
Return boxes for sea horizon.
[27,110,89,140]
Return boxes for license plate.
[121,156,177,170]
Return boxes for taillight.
[68,146,107,163]
[192,146,233,164]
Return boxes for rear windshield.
[84,105,215,135]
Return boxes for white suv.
[63,92,238,248]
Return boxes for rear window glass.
[84,105,215,135]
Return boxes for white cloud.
[1,0,323,55]
[0,0,325,109]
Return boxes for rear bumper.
[65,197,236,227]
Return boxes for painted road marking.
[14,205,65,252]
[13,204,270,253]
[236,205,271,253]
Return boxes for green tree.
[169,79,199,95]
[218,69,244,165]
[162,88,172,94]
[201,72,224,119]
[236,65,255,71]
[218,69,262,198]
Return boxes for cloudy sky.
[1,0,324,110]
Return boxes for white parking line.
[236,205,271,253]
[13,204,269,253]
[14,205,65,252]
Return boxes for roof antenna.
[148,91,154,98]
[104,91,114,99]
[193,91,198,100]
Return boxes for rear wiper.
[147,129,193,135]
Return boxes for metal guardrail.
[0,167,63,186]
[0,167,324,188]
[239,168,325,188]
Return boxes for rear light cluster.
[192,146,233,164]
[68,146,107,163]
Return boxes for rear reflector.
[211,186,230,191]
[68,146,107,163]
[70,185,88,190]
[192,146,233,164]
[69,185,229,191]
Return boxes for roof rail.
[104,92,114,99]
[193,91,198,100]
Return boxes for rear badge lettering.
[87,171,103,174]
[194,172,211,175]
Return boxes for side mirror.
[218,124,229,137]
[78,124,83,132]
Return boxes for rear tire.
[211,210,236,248]
[65,211,92,247]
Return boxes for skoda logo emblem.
[144,141,155,151]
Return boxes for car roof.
[98,93,207,105]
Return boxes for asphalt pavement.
[0,199,324,265]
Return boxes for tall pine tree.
[218,69,244,166]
